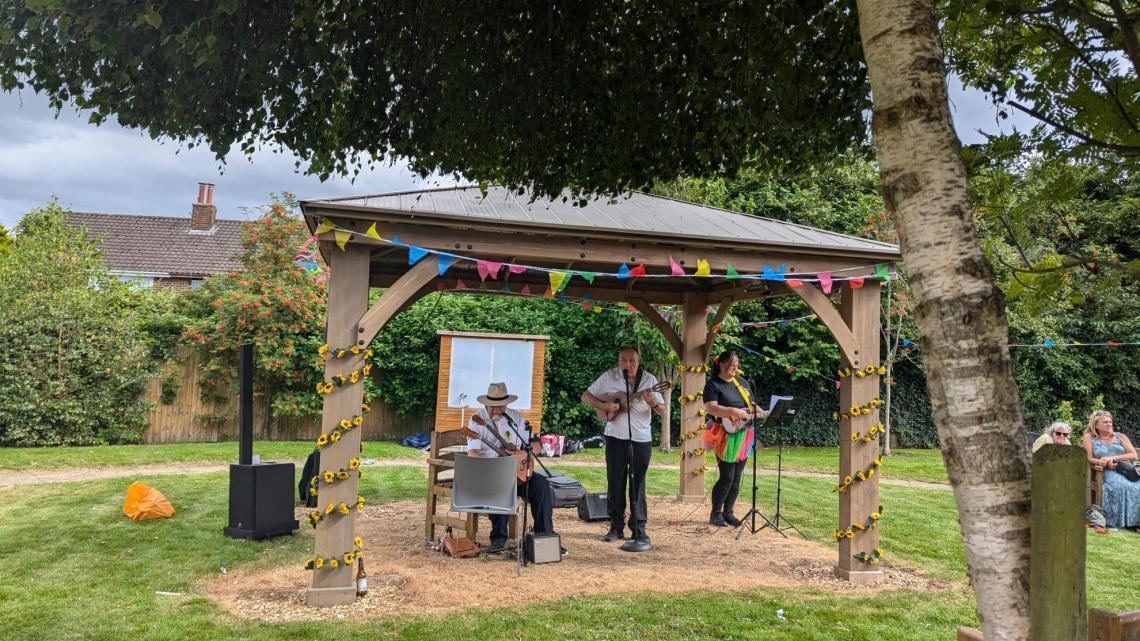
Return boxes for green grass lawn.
[1,461,1134,641]
[0,441,949,484]
[0,440,422,470]
[538,445,949,483]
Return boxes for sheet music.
[769,395,794,412]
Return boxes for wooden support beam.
[629,298,682,356]
[835,280,882,585]
[358,256,440,345]
[793,285,862,367]
[704,299,734,363]
[310,215,887,278]
[307,243,371,607]
[678,292,709,502]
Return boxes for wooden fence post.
[1030,445,1087,641]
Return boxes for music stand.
[754,398,804,538]
[735,407,776,538]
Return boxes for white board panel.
[447,337,535,410]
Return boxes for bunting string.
[310,219,897,285]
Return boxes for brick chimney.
[190,182,217,231]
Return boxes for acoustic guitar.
[463,414,534,482]
[594,380,672,423]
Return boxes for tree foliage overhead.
[0,1,868,196]
[943,0,1140,163]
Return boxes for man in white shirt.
[466,382,556,554]
[581,346,666,543]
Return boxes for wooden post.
[1030,446,1087,641]
[678,292,708,502]
[306,243,371,607]
[836,280,883,584]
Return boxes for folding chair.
[451,453,520,516]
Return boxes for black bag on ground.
[536,469,587,508]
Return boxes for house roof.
[67,212,245,277]
[304,185,899,259]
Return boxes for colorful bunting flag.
[521,285,531,296]
[695,259,711,277]
[436,254,457,275]
[334,230,351,251]
[508,264,527,274]
[874,263,890,281]
[787,279,804,288]
[365,223,382,241]
[389,235,405,246]
[1043,338,1056,347]
[408,246,428,265]
[454,279,467,290]
[549,271,568,292]
[819,272,833,294]
[725,264,740,280]
[849,277,865,289]
[580,271,596,283]
[629,264,646,277]
[617,263,631,279]
[669,256,685,276]
[315,219,336,235]
[593,306,602,314]
[761,263,785,281]
[477,260,503,281]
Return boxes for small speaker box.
[577,492,609,522]
[524,532,562,564]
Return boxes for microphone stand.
[735,379,776,539]
[620,369,651,553]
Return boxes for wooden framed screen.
[433,331,548,432]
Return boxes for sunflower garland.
[836,364,888,378]
[853,547,885,565]
[304,537,365,570]
[832,457,884,494]
[850,422,886,443]
[831,399,883,421]
[314,408,369,450]
[691,464,709,476]
[677,363,711,373]
[832,507,884,540]
[678,391,703,405]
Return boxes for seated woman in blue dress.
[1082,410,1140,530]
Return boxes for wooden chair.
[1090,464,1104,506]
[424,429,525,545]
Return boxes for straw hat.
[477,382,517,406]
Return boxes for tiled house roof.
[67,212,245,277]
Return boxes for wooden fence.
[143,348,433,443]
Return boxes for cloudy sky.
[0,78,1030,229]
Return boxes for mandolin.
[594,380,672,423]
[463,414,534,482]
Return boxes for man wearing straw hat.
[466,382,558,554]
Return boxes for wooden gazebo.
[299,186,900,605]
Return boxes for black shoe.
[709,512,727,527]
[487,540,507,553]
[560,546,568,557]
[602,527,624,542]
[634,530,650,544]
[724,513,742,527]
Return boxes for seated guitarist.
[581,346,666,544]
[466,382,557,555]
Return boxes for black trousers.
[604,436,651,533]
[711,458,748,516]
[489,472,554,545]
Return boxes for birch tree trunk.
[855,2,1032,640]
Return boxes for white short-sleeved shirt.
[587,367,662,443]
[466,407,529,455]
